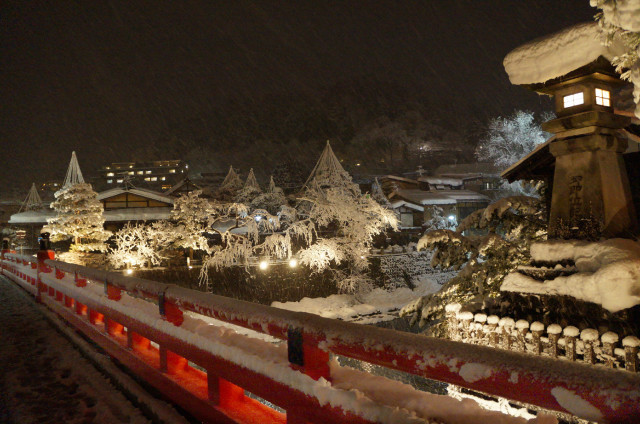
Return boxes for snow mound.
[502,239,640,312]
[503,22,626,85]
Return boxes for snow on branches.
[45,183,111,252]
[401,195,546,335]
[593,0,640,118]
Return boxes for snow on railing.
[446,303,640,373]
[2,250,640,423]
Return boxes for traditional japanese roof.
[97,187,174,205]
[433,162,501,176]
[164,177,201,197]
[390,200,424,212]
[418,177,463,187]
[390,189,489,206]
[9,206,172,225]
[501,136,556,183]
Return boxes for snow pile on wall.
[501,239,640,312]
[503,22,626,85]
[378,251,435,288]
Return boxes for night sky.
[1,1,597,194]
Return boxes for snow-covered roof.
[97,187,174,205]
[418,177,463,186]
[501,136,556,181]
[164,178,200,196]
[392,189,489,206]
[379,175,418,184]
[433,163,501,176]
[9,206,173,225]
[8,210,55,224]
[503,22,626,86]
[390,200,424,212]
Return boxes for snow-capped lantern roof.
[503,22,626,88]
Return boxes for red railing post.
[36,233,55,302]
[288,327,330,381]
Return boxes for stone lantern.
[502,23,639,239]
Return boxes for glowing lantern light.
[126,269,133,275]
[259,260,268,270]
[289,258,298,268]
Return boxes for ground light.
[288,258,297,268]
[126,269,133,275]
[259,260,268,270]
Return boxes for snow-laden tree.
[592,0,640,118]
[45,153,110,252]
[201,142,398,294]
[423,205,456,232]
[168,190,213,251]
[401,195,546,336]
[250,176,288,215]
[370,177,391,208]
[45,183,111,252]
[235,168,263,204]
[217,165,243,201]
[475,110,551,195]
[476,110,550,169]
[108,222,173,268]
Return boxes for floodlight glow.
[126,269,133,275]
[448,215,455,221]
[259,260,268,270]
[255,215,262,222]
[289,258,298,268]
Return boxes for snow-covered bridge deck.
[1,250,639,424]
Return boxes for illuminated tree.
[45,152,110,252]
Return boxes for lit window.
[137,171,143,175]
[128,171,134,175]
[107,179,113,184]
[595,88,610,106]
[146,170,152,174]
[129,165,133,168]
[117,179,123,183]
[144,177,151,181]
[563,92,584,108]
[106,166,111,170]
[169,169,176,173]
[106,172,114,177]
[161,176,166,181]
[151,177,157,181]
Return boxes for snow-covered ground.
[0,275,188,424]
[272,272,455,324]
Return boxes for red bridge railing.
[1,249,639,424]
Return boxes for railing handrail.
[41,258,640,423]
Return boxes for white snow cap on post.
[63,151,85,188]
[503,22,626,85]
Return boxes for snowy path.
[0,276,188,424]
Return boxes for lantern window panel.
[595,88,610,106]
[563,92,584,108]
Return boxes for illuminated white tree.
[201,142,398,294]
[475,110,549,169]
[45,152,110,252]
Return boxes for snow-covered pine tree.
[370,177,391,208]
[45,152,110,252]
[235,168,262,204]
[217,165,244,201]
[168,190,213,251]
[401,195,546,336]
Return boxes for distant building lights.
[259,260,268,270]
[289,258,298,268]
